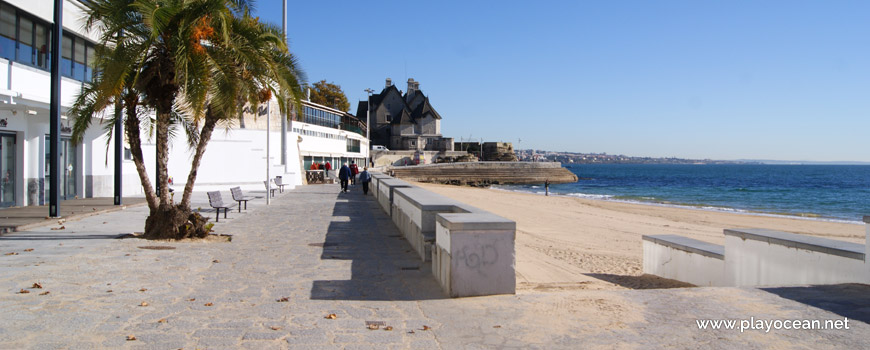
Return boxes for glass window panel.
[61,35,72,77]
[0,7,14,39]
[17,17,33,64]
[74,38,84,63]
[19,17,32,45]
[61,35,72,59]
[36,23,47,68]
[0,7,14,60]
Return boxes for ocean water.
[497,164,870,222]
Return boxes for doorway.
[44,137,77,200]
[0,133,15,207]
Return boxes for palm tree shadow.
[310,192,446,301]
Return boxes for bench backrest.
[230,187,243,200]
[207,191,225,207]
[263,180,272,190]
[274,176,284,186]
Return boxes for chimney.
[407,78,416,100]
[385,78,392,88]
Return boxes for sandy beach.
[414,182,866,291]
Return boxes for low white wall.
[725,229,866,287]
[642,239,725,287]
[434,213,516,297]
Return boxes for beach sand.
[414,182,866,291]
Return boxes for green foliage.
[309,80,350,111]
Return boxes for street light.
[364,88,374,168]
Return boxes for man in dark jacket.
[338,163,351,193]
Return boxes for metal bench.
[274,176,286,192]
[207,191,236,222]
[230,186,259,212]
[264,180,276,197]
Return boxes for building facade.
[0,0,368,208]
[357,78,453,152]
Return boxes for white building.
[0,0,367,208]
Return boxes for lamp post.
[364,88,374,168]
[265,102,271,205]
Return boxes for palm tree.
[70,0,305,239]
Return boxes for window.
[61,35,72,77]
[18,16,33,65]
[35,22,47,68]
[73,38,85,80]
[85,45,94,82]
[0,7,15,61]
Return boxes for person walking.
[324,161,332,177]
[338,163,351,193]
[359,167,372,195]
[349,161,359,185]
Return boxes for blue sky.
[253,1,870,162]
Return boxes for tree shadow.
[310,191,446,301]
[761,283,870,324]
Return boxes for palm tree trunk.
[155,109,172,207]
[123,95,158,211]
[180,108,218,209]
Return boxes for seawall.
[389,162,578,186]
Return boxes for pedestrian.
[325,161,332,177]
[338,163,351,193]
[359,167,372,195]
[350,161,359,185]
[545,179,550,196]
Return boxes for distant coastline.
[516,149,870,165]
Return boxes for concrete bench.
[642,235,725,287]
[377,178,414,216]
[433,212,516,297]
[370,172,392,199]
[392,187,464,261]
[724,228,866,287]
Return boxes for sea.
[495,164,870,223]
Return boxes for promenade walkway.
[1,183,868,349]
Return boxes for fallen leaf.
[5,252,18,256]
[32,282,43,289]
[18,289,29,294]
[157,318,167,323]
[367,324,379,330]
[384,326,393,331]
[23,249,33,252]
[126,335,136,341]
[39,291,50,296]
[407,330,416,334]
[57,219,65,225]
[493,325,502,328]
[270,326,282,331]
[188,298,196,301]
[50,226,65,230]
[107,290,113,293]
[212,259,220,263]
[276,297,289,302]
[421,325,431,331]
[324,313,337,319]
[139,288,147,292]
[140,301,149,307]
[204,302,213,306]
[124,254,130,256]
[103,222,107,224]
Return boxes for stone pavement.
[1,183,869,349]
[0,197,148,233]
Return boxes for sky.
[252,1,870,162]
